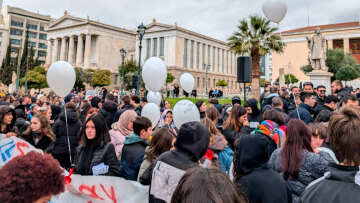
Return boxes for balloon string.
[64,106,73,166]
[279,27,300,119]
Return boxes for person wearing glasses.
[314,85,327,115]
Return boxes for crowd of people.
[0,79,360,203]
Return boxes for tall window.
[27,32,37,38]
[212,47,215,72]
[190,40,194,69]
[153,38,158,56]
[226,50,229,74]
[222,49,224,73]
[146,39,151,58]
[208,45,211,68]
[38,51,46,57]
[217,48,220,72]
[28,42,36,47]
[40,26,45,31]
[160,37,164,56]
[196,42,200,69]
[184,39,188,68]
[203,78,205,87]
[202,44,205,68]
[213,79,216,88]
[197,77,200,87]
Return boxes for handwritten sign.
[0,134,43,167]
[51,174,149,203]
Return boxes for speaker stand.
[243,82,246,102]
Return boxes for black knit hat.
[90,96,102,108]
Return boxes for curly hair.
[24,113,56,142]
[0,151,65,203]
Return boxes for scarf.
[254,120,286,148]
[117,110,137,136]
[78,139,95,175]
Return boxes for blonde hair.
[24,114,56,142]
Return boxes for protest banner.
[0,135,149,203]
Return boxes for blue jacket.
[119,132,148,181]
[289,103,314,124]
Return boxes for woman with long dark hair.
[222,106,251,150]
[74,113,120,176]
[268,119,333,202]
[137,128,176,181]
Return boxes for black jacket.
[300,163,360,203]
[15,108,29,134]
[99,101,118,129]
[336,88,350,101]
[134,105,142,116]
[222,125,251,151]
[112,104,134,123]
[140,122,209,203]
[52,109,82,155]
[21,131,54,153]
[289,103,314,124]
[74,142,120,176]
[235,134,292,203]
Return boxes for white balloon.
[145,85,150,91]
[47,61,76,97]
[141,103,160,128]
[147,91,162,106]
[262,0,287,24]
[179,73,195,93]
[142,57,167,92]
[173,100,200,129]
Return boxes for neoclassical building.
[45,12,136,85]
[46,14,241,94]
[137,19,240,94]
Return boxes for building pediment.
[146,23,174,33]
[47,15,87,30]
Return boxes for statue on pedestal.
[306,27,328,71]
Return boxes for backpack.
[219,146,233,174]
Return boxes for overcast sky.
[3,0,360,41]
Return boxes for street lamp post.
[203,63,211,96]
[25,51,29,93]
[120,48,127,98]
[136,23,146,95]
[90,72,94,89]
[15,52,21,93]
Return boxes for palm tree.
[228,15,284,101]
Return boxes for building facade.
[45,13,136,86]
[0,6,51,66]
[137,19,240,94]
[46,15,241,93]
[272,21,360,83]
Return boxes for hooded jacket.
[246,99,262,126]
[223,125,252,151]
[139,122,209,203]
[300,163,360,203]
[51,108,82,155]
[235,134,292,203]
[119,132,149,181]
[99,101,118,129]
[0,105,18,135]
[50,104,61,122]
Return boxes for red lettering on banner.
[79,185,104,200]
[100,184,117,203]
[16,142,29,157]
[66,184,81,195]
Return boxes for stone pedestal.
[306,71,333,95]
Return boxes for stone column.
[344,38,350,53]
[327,39,333,49]
[76,35,84,66]
[52,38,59,62]
[68,36,75,65]
[60,37,67,61]
[84,34,92,68]
[46,39,52,64]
